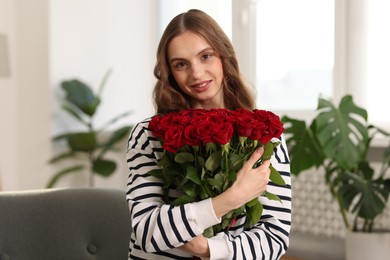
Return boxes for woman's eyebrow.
[169,47,214,64]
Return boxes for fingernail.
[257,147,263,153]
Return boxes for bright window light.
[256,0,335,111]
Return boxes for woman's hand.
[179,235,210,257]
[212,147,271,218]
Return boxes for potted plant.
[281,95,390,260]
[48,70,132,188]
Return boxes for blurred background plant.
[47,70,132,188]
[282,95,390,232]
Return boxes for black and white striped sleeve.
[126,119,221,253]
[206,134,292,260]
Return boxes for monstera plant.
[48,70,132,188]
[282,95,390,232]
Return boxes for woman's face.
[167,31,224,109]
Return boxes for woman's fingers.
[243,146,271,173]
[244,147,264,171]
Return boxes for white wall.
[0,0,18,190]
[0,0,158,191]
[50,0,157,134]
[0,0,51,191]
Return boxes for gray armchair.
[0,188,131,260]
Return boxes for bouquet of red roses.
[148,108,286,237]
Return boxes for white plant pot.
[346,231,390,260]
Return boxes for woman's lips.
[190,80,212,92]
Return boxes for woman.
[126,9,291,259]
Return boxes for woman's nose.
[190,62,204,79]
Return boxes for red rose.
[162,125,184,153]
[212,122,234,145]
[184,124,201,146]
[149,115,163,138]
[172,111,192,126]
[236,114,255,137]
[196,120,213,144]
[249,121,267,141]
[267,113,284,138]
[252,109,284,143]
[190,114,207,126]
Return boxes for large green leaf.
[61,79,100,117]
[315,95,368,170]
[205,150,223,172]
[336,169,388,220]
[175,152,194,164]
[93,158,116,177]
[281,116,324,175]
[66,132,97,152]
[186,166,201,185]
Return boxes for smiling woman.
[126,9,291,260]
[167,32,224,109]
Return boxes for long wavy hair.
[153,9,256,114]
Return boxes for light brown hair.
[153,9,256,114]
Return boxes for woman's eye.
[174,61,187,69]
[202,53,212,60]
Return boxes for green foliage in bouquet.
[282,95,390,232]
[47,70,132,188]
[150,140,284,237]
[147,109,287,238]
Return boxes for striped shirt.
[126,118,292,259]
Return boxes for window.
[159,1,390,131]
[255,0,335,111]
[366,1,390,127]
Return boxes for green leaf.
[61,79,100,116]
[92,159,116,177]
[175,152,194,164]
[335,167,390,220]
[246,198,259,207]
[281,115,325,175]
[61,104,89,126]
[206,172,225,190]
[227,169,237,182]
[246,200,263,226]
[66,132,97,152]
[262,142,277,160]
[171,195,195,206]
[48,151,77,164]
[205,150,223,172]
[97,68,112,97]
[186,166,201,185]
[46,165,85,188]
[147,169,164,180]
[203,226,214,238]
[315,95,369,170]
[269,165,286,186]
[229,153,245,171]
[99,126,133,157]
[182,182,198,197]
[200,182,213,199]
[264,191,282,203]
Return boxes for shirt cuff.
[191,198,221,231]
[207,234,229,260]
